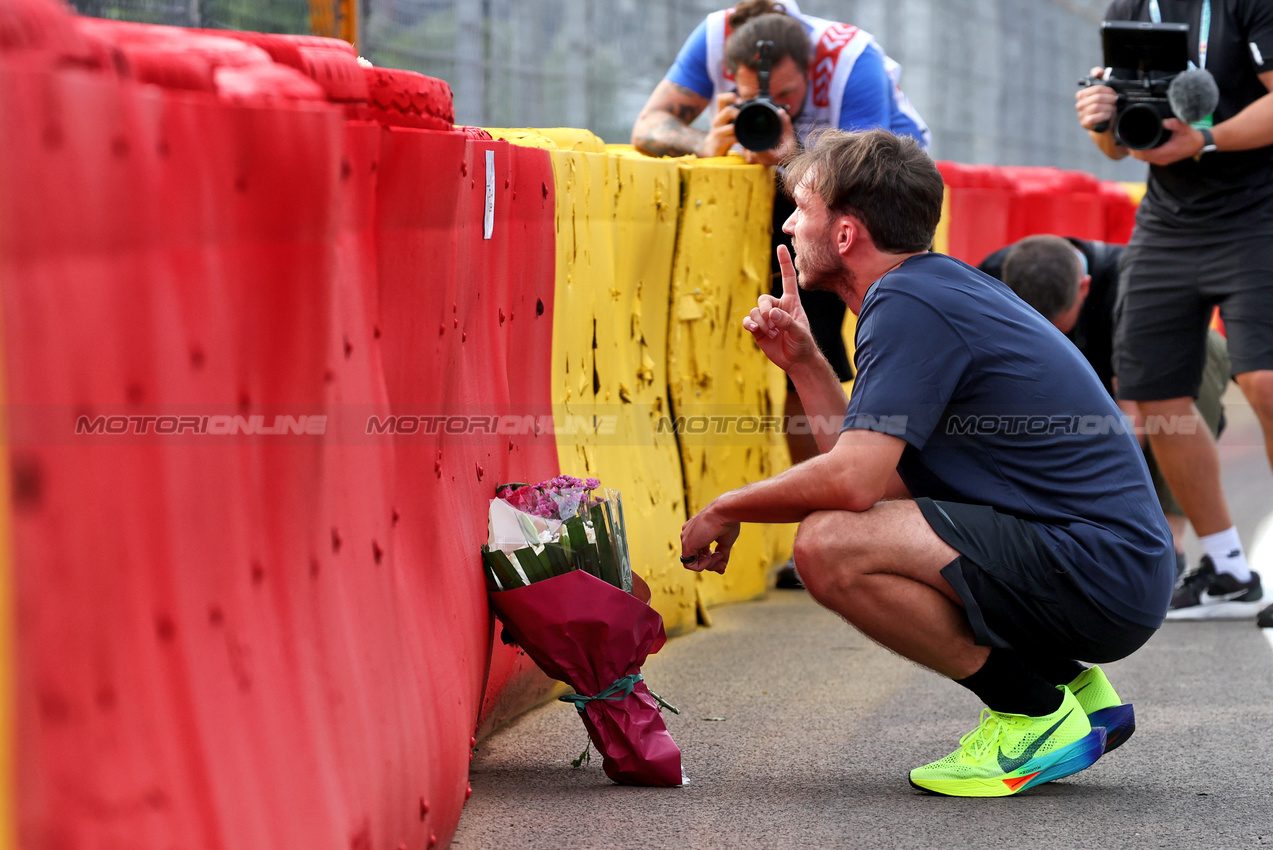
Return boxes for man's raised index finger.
[776,244,798,298]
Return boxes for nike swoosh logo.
[1071,683,1090,697]
[1200,588,1256,604]
[998,710,1073,774]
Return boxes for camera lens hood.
[734,98,784,152]
[1114,101,1170,150]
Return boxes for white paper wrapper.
[487,498,562,555]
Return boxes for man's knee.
[792,510,866,599]
[792,510,839,569]
[1236,370,1273,424]
[1138,396,1208,441]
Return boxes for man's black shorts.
[1114,224,1273,401]
[916,498,1156,664]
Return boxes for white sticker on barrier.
[484,149,496,240]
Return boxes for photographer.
[631,0,928,164]
[1076,0,1273,622]
[633,1,929,551]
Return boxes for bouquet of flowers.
[481,475,684,787]
[482,476,632,592]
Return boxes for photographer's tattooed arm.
[632,80,711,157]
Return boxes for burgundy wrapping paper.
[488,570,684,786]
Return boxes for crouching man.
[679,129,1173,797]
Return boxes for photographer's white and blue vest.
[701,0,931,149]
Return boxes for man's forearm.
[1213,91,1273,152]
[706,453,859,525]
[787,354,850,454]
[633,113,705,158]
[1089,129,1130,160]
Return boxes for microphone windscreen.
[1168,68,1220,124]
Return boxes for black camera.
[1086,73,1178,150]
[733,40,786,152]
[1080,21,1202,150]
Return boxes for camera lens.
[734,100,784,152]
[1115,103,1168,150]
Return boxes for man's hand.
[699,92,741,158]
[1131,118,1206,166]
[742,245,818,372]
[1076,67,1130,161]
[1076,67,1118,131]
[742,106,798,166]
[680,504,740,574]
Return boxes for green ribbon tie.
[559,673,680,715]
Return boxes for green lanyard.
[1148,0,1210,68]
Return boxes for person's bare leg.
[1166,513,1187,554]
[792,500,988,679]
[1235,370,1273,474]
[1139,397,1233,537]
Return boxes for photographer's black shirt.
[979,239,1123,397]
[1106,0,1273,228]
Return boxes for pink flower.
[497,474,604,521]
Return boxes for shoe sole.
[1088,703,1135,753]
[1164,598,1267,620]
[908,728,1107,798]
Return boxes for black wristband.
[1194,126,1217,160]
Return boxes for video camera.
[733,40,786,152]
[1079,21,1217,150]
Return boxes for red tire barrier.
[939,162,1142,264]
[196,30,369,103]
[935,161,1014,266]
[214,63,327,103]
[1002,166,1105,243]
[0,0,86,55]
[364,66,454,130]
[114,42,218,92]
[1100,181,1139,244]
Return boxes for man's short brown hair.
[783,129,944,254]
[724,7,810,74]
[1002,235,1084,322]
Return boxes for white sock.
[1200,527,1251,582]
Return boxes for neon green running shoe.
[1068,665,1135,753]
[909,687,1106,797]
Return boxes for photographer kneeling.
[1075,0,1273,623]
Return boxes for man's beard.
[793,230,850,294]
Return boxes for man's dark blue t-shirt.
[843,253,1174,628]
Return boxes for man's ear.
[1077,274,1091,304]
[835,215,857,258]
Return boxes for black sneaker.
[1258,602,1273,629]
[774,559,804,589]
[1166,556,1264,620]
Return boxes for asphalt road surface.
[455,388,1273,850]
